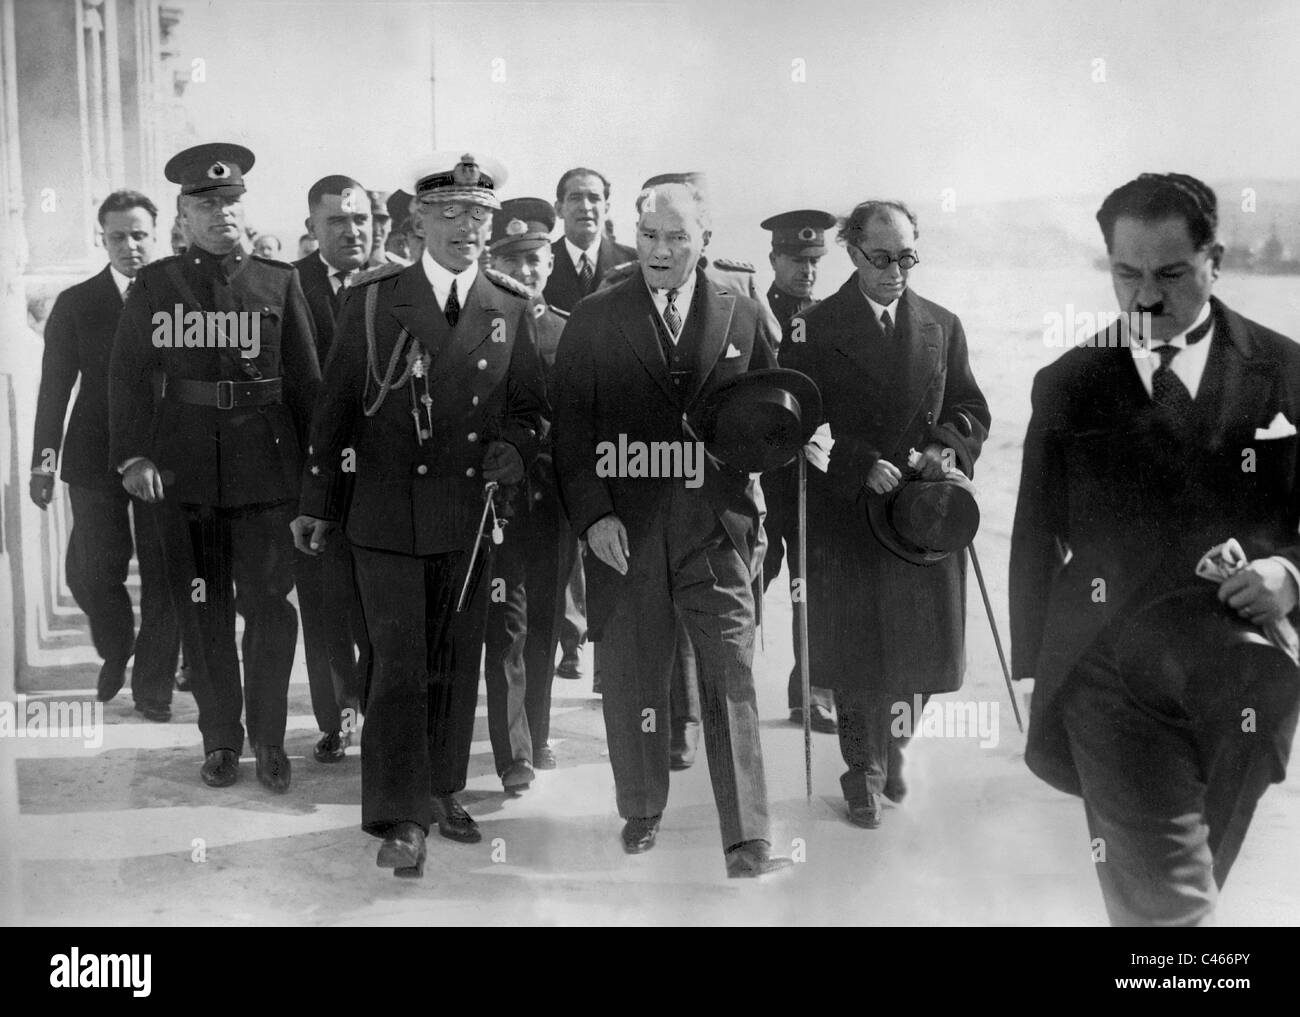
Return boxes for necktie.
[122,279,133,302]
[330,271,351,316]
[663,288,682,341]
[578,253,594,292]
[444,278,460,327]
[880,309,894,340]
[1152,344,1194,429]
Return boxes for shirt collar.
[109,265,133,297]
[858,281,899,325]
[420,248,478,304]
[645,266,697,309]
[565,236,601,268]
[1160,300,1212,348]
[318,251,353,279]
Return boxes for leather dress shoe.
[97,655,130,703]
[621,814,661,854]
[174,664,193,693]
[200,749,239,788]
[533,744,557,769]
[313,730,349,763]
[377,821,427,878]
[725,840,794,878]
[671,721,699,771]
[254,744,291,793]
[788,705,837,734]
[431,794,481,843]
[555,652,582,681]
[846,793,882,829]
[502,759,535,793]
[133,701,171,723]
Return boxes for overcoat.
[773,275,990,694]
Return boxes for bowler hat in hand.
[866,468,980,565]
[695,368,822,473]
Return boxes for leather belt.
[166,377,282,410]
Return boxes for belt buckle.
[216,380,235,410]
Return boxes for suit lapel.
[389,261,450,358]
[827,276,878,377]
[615,273,675,404]
[1194,297,1272,451]
[445,272,500,361]
[893,290,943,431]
[551,239,578,298]
[684,272,734,410]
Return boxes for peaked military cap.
[411,151,506,210]
[164,142,254,197]
[761,209,837,256]
[490,197,556,253]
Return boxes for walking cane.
[967,543,1023,733]
[797,450,813,799]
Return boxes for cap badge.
[453,156,479,185]
[506,218,527,236]
[798,226,817,241]
[207,162,231,180]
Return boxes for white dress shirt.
[110,265,133,300]
[565,237,602,277]
[1130,300,1214,398]
[420,248,479,313]
[319,252,354,295]
[858,280,899,332]
[646,270,697,345]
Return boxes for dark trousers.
[785,608,834,712]
[1062,634,1296,926]
[599,486,770,850]
[484,495,578,773]
[66,485,179,707]
[669,620,700,755]
[836,688,928,800]
[559,549,586,658]
[154,501,298,754]
[352,544,489,837]
[295,538,368,733]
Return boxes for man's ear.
[554,199,565,222]
[768,251,778,271]
[304,216,316,241]
[1209,241,1225,275]
[701,229,712,251]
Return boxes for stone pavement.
[4,576,1298,927]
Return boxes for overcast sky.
[176,0,1300,253]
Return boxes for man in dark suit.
[778,200,990,831]
[758,208,838,734]
[482,197,573,789]
[293,174,374,764]
[543,167,636,313]
[292,153,547,877]
[553,180,791,877]
[1011,173,1300,926]
[31,189,179,720]
[109,143,320,791]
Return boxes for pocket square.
[724,344,743,359]
[1254,412,1297,440]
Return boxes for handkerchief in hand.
[1196,538,1300,665]
[803,422,833,472]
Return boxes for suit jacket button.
[926,411,935,424]
[467,432,478,442]
[466,467,476,477]
[417,465,428,475]
[477,359,487,370]
[472,396,480,406]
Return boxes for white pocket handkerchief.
[724,344,743,359]
[1254,412,1297,440]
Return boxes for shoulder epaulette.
[711,257,755,273]
[350,261,405,286]
[485,267,532,299]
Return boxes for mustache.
[1135,301,1164,316]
